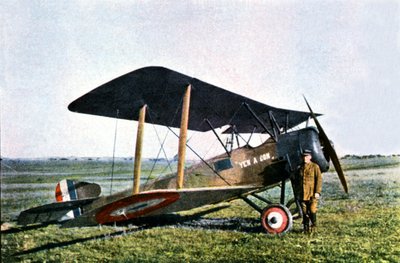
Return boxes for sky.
[1,0,400,159]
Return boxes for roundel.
[95,192,180,224]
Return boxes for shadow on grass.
[12,205,263,257]
[14,225,149,257]
[2,221,56,234]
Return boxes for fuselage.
[71,126,330,226]
[144,127,329,191]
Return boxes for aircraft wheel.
[286,198,301,220]
[261,204,293,234]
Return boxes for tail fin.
[55,179,101,202]
[53,179,101,222]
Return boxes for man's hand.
[315,193,320,199]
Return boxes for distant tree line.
[40,154,399,161]
[341,154,400,159]
[47,157,135,161]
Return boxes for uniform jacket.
[295,161,322,201]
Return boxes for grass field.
[1,156,400,262]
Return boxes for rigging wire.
[226,102,245,128]
[167,126,231,186]
[143,87,251,188]
[143,100,182,189]
[109,109,119,195]
[201,135,219,160]
[143,113,173,189]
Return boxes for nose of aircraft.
[303,96,348,193]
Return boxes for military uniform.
[296,161,322,232]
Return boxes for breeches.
[300,199,318,216]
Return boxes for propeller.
[303,96,348,193]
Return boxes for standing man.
[295,149,323,233]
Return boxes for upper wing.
[68,66,314,133]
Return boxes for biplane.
[18,66,348,234]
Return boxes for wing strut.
[133,105,147,194]
[205,119,231,157]
[243,103,277,141]
[268,111,281,138]
[177,85,191,189]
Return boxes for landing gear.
[241,179,299,234]
[240,179,303,234]
[286,198,301,220]
[260,204,293,234]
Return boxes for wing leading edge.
[68,66,314,133]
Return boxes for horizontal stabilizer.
[17,198,97,226]
[68,67,315,133]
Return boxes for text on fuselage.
[236,153,273,168]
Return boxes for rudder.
[55,179,101,202]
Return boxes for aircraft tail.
[17,180,102,225]
[55,179,101,202]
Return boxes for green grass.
[1,156,400,262]
[2,205,399,262]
